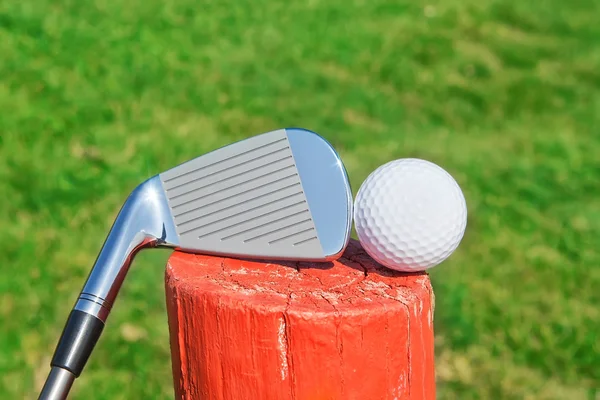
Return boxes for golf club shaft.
[38,367,75,400]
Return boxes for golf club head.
[39,128,353,400]
[161,127,353,260]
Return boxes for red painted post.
[165,239,435,400]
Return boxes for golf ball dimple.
[354,158,467,272]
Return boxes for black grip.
[51,310,105,377]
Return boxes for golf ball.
[354,158,467,272]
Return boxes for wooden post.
[165,239,435,400]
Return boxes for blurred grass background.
[1,0,599,398]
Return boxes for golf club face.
[159,127,353,260]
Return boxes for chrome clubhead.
[39,128,353,400]
[161,127,352,260]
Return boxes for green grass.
[1,0,599,398]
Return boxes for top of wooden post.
[166,239,433,319]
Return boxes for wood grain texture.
[165,239,435,400]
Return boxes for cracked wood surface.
[165,239,435,400]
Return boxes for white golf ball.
[354,158,467,272]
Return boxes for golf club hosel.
[74,232,156,321]
[74,176,179,322]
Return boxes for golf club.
[38,127,353,399]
